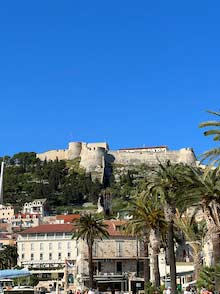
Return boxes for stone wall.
[108,147,196,166]
[37,142,197,183]
[37,149,69,161]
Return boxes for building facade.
[17,221,146,292]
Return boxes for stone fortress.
[37,141,197,181]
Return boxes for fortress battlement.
[37,142,197,181]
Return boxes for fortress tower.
[37,142,197,182]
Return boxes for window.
[40,243,43,251]
[49,243,52,250]
[115,225,122,231]
[49,253,52,260]
[65,233,72,237]
[40,253,43,261]
[21,243,25,252]
[31,243,34,251]
[67,242,71,249]
[58,242,62,250]
[56,233,63,238]
[67,252,71,259]
[37,233,45,239]
[93,242,97,256]
[58,252,61,260]
[31,253,34,261]
[21,253,25,260]
[98,261,101,272]
[47,233,54,238]
[116,261,122,274]
[116,241,123,257]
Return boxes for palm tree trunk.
[143,235,150,284]
[88,242,94,289]
[164,204,177,294]
[152,253,160,288]
[193,250,202,281]
[211,232,220,290]
[167,221,177,294]
[150,229,161,288]
[203,204,220,290]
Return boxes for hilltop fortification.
[37,142,197,181]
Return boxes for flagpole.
[0,160,4,205]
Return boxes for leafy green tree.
[197,265,220,292]
[3,245,18,268]
[73,213,109,288]
[199,110,220,165]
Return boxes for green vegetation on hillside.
[1,152,103,211]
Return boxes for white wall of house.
[17,232,78,267]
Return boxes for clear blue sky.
[0,1,219,159]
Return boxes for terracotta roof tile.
[19,220,128,237]
[56,214,80,223]
[20,224,74,234]
[104,220,127,236]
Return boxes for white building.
[22,199,47,216]
[0,204,14,222]
[11,213,40,229]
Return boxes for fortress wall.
[87,142,109,150]
[80,144,106,172]
[37,149,69,161]
[178,148,197,165]
[67,142,82,159]
[108,148,196,166]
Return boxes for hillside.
[0,152,157,214]
[1,153,103,211]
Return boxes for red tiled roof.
[19,220,129,237]
[19,224,75,234]
[119,146,167,151]
[56,214,80,223]
[104,220,127,236]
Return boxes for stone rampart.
[80,143,106,172]
[36,142,197,182]
[37,149,69,161]
[108,147,196,166]
[67,142,82,159]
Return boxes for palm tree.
[126,195,167,288]
[147,161,194,294]
[126,198,151,286]
[174,209,207,280]
[188,166,220,289]
[199,110,220,165]
[73,213,109,288]
[197,265,220,292]
[189,167,220,264]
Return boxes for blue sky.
[0,1,219,159]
